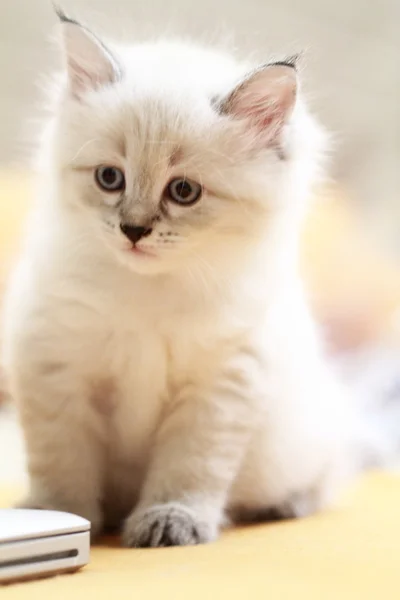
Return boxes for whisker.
[69,138,100,166]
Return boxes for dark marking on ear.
[53,4,81,26]
[210,94,222,110]
[269,53,301,71]
[213,77,249,116]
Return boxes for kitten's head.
[52,12,323,275]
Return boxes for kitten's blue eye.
[166,178,202,205]
[95,166,125,192]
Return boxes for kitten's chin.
[114,247,181,276]
[103,233,197,276]
[99,234,175,275]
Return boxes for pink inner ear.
[238,91,284,128]
[62,21,119,100]
[68,58,112,98]
[67,59,94,97]
[226,66,297,143]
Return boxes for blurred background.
[0,0,399,485]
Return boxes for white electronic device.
[0,509,90,584]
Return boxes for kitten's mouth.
[130,245,157,258]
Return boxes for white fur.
[1,22,382,546]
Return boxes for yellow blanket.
[1,474,400,599]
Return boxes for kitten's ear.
[219,60,298,145]
[56,9,121,99]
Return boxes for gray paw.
[123,503,215,548]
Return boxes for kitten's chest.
[103,295,222,459]
[107,327,168,460]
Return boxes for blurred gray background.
[0,0,399,233]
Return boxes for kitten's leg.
[13,361,105,538]
[229,359,355,524]
[123,358,260,548]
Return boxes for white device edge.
[0,531,90,584]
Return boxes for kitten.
[1,12,396,547]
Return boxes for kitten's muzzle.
[120,224,153,244]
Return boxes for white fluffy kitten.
[2,14,393,547]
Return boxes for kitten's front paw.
[122,502,216,548]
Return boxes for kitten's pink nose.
[120,224,152,244]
